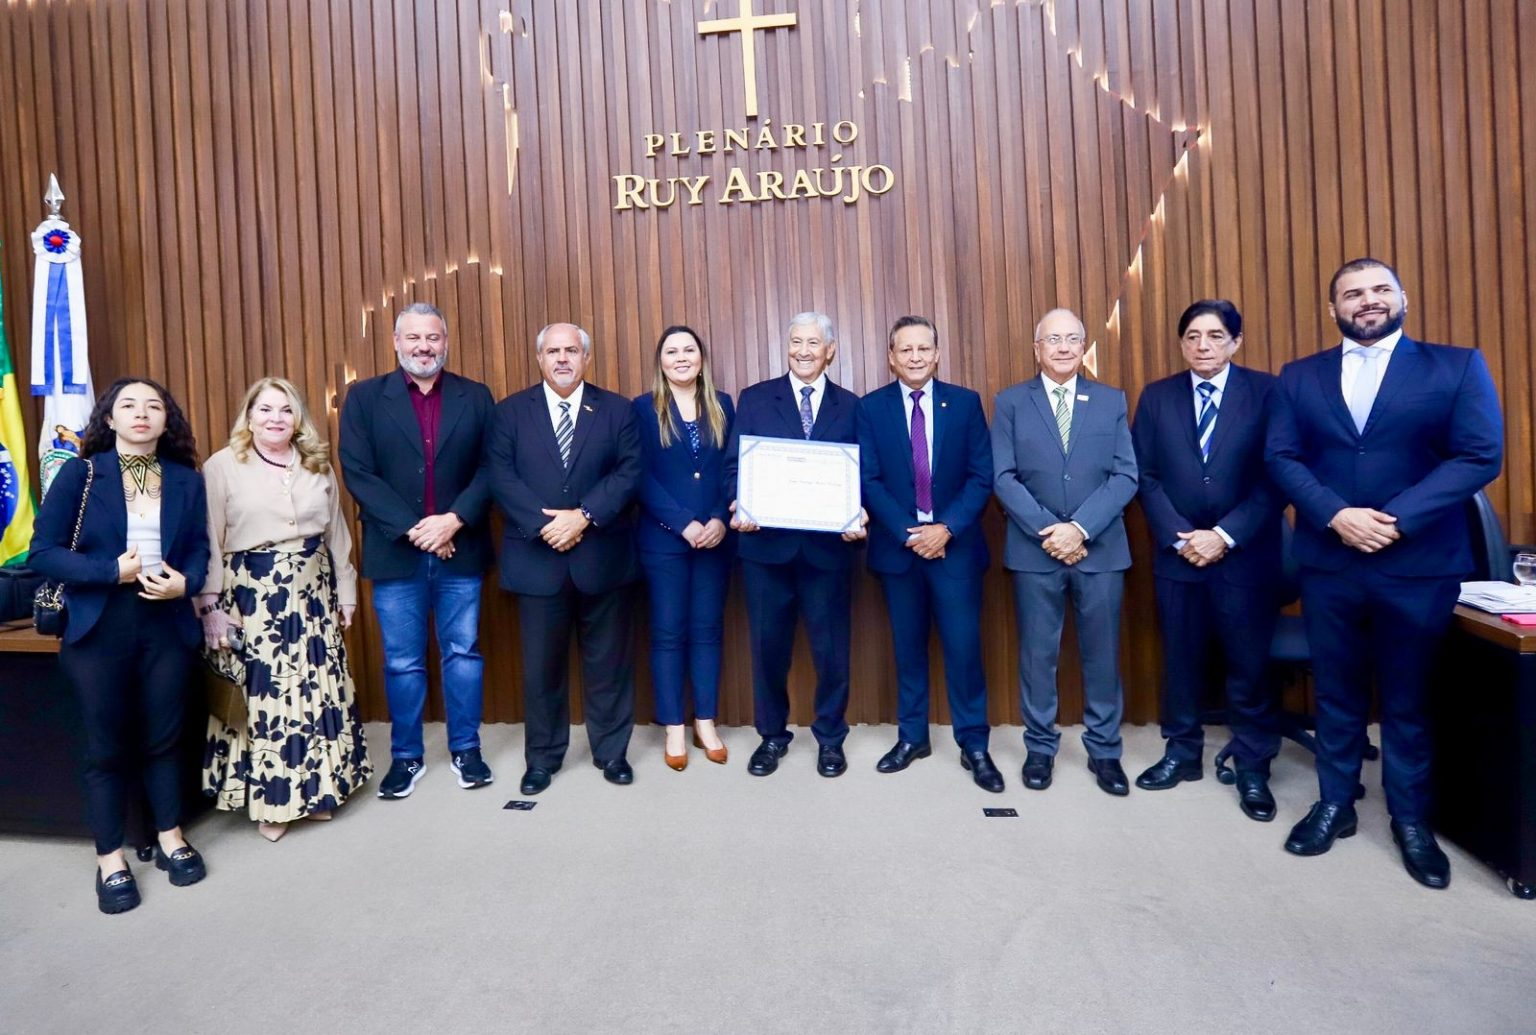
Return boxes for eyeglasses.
[1036,334,1085,347]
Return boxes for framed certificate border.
[737,435,861,533]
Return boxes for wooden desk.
[1432,607,1536,898]
[0,619,209,843]
[1453,605,1536,654]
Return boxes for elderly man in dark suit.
[858,316,1003,792]
[1131,299,1284,820]
[340,302,496,800]
[488,322,643,795]
[1267,258,1502,888]
[725,311,866,779]
[993,308,1139,796]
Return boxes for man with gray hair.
[725,312,866,778]
[340,302,498,799]
[992,307,1138,796]
[487,322,643,796]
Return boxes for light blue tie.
[1348,347,1382,434]
[1195,381,1217,463]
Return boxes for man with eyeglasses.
[992,309,1139,796]
[857,316,1003,791]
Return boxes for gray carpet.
[1,722,1532,1034]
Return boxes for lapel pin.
[940,401,948,408]
[1077,395,1089,402]
[582,404,594,413]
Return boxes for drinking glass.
[1514,552,1536,586]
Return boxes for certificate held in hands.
[737,435,862,533]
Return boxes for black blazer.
[858,379,992,577]
[724,374,862,571]
[28,452,210,647]
[632,391,736,556]
[487,382,642,596]
[1132,364,1284,585]
[338,369,495,580]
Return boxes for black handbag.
[33,460,94,637]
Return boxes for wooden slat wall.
[1,0,1531,730]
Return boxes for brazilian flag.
[0,254,37,567]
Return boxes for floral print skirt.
[201,536,371,822]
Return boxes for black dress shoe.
[1022,752,1054,790]
[96,867,141,915]
[1284,801,1358,856]
[519,764,560,795]
[960,750,1005,793]
[1392,820,1451,889]
[816,744,847,778]
[747,739,788,777]
[1234,770,1277,822]
[596,758,634,785]
[876,740,932,773]
[1087,757,1130,796]
[154,843,207,887]
[1135,754,1203,790]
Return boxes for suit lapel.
[1316,347,1355,438]
[1363,337,1421,436]
[434,374,467,459]
[1204,367,1242,463]
[810,379,840,440]
[94,452,127,541]
[1177,376,1201,458]
[529,388,564,471]
[158,461,183,555]
[888,384,915,482]
[381,373,425,458]
[1064,380,1093,461]
[566,384,600,468]
[930,380,947,467]
[1027,380,1067,458]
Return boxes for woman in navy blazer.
[29,378,211,914]
[632,325,735,770]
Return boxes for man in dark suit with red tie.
[1267,258,1503,888]
[1131,300,1284,820]
[725,312,866,779]
[858,316,1003,792]
[487,322,643,796]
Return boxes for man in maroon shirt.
[340,302,497,798]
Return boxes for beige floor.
[1,722,1532,1034]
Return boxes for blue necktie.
[1195,381,1217,463]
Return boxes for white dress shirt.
[543,380,586,432]
[901,379,936,523]
[789,371,827,424]
[1179,363,1235,551]
[1040,372,1087,540]
[1340,328,1401,399]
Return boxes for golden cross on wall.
[697,0,797,119]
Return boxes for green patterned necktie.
[1053,385,1070,449]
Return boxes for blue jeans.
[370,554,485,760]
[640,548,731,725]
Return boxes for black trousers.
[57,586,193,855]
[516,579,635,769]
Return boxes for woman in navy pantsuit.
[632,326,735,770]
[29,378,211,914]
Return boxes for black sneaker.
[378,758,426,799]
[451,748,494,789]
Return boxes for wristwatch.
[579,504,595,526]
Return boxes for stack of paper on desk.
[1458,581,1536,614]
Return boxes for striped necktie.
[1195,381,1217,462]
[556,400,573,469]
[1052,385,1070,450]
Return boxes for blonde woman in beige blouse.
[196,377,372,841]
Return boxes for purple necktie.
[799,385,814,438]
[911,389,932,513]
